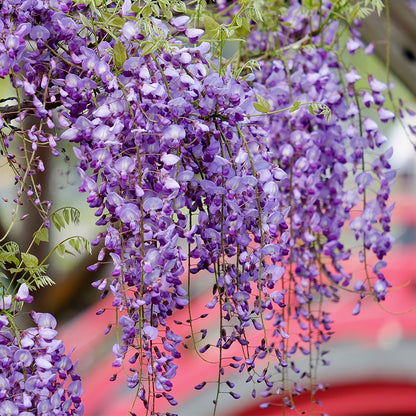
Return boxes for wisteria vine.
[0,0,406,415]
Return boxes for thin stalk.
[236,124,270,361]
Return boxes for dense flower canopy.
[0,0,403,415]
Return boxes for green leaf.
[141,41,157,56]
[56,243,66,258]
[142,4,152,18]
[172,1,186,13]
[235,58,260,79]
[71,236,92,255]
[31,274,55,289]
[51,213,65,231]
[9,268,23,274]
[0,241,20,267]
[308,104,317,115]
[108,15,125,29]
[348,4,361,22]
[54,236,92,258]
[34,227,49,245]
[364,0,384,15]
[253,94,271,113]
[233,17,250,38]
[79,13,93,29]
[114,40,127,68]
[308,103,331,122]
[2,241,19,255]
[204,15,220,38]
[151,3,160,16]
[357,7,373,20]
[289,101,301,112]
[51,207,80,231]
[158,1,172,19]
[302,0,320,10]
[373,0,384,15]
[69,237,80,253]
[246,4,264,23]
[25,265,54,290]
[21,253,39,268]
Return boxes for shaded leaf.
[34,227,49,245]
[114,40,127,67]
[56,243,66,258]
[79,13,92,29]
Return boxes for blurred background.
[1,1,416,415]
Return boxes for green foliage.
[21,252,38,268]
[50,207,81,232]
[253,94,271,113]
[0,241,54,290]
[365,0,384,15]
[0,205,91,296]
[33,227,49,245]
[114,40,128,67]
[79,12,93,29]
[0,241,20,267]
[54,236,92,258]
[49,207,92,259]
[24,265,55,290]
[308,102,332,121]
[234,58,261,80]
[204,15,220,38]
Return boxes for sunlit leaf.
[253,94,271,113]
[21,252,39,268]
[204,15,220,38]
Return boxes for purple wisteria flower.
[0,312,83,415]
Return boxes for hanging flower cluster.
[0,285,83,416]
[0,0,400,414]
[62,19,290,410]
[239,0,397,400]
[254,7,395,290]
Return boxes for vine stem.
[352,86,375,300]
[244,101,331,121]
[236,123,270,363]
[186,209,217,365]
[212,261,224,416]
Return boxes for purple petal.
[15,283,33,303]
[0,295,12,310]
[169,16,190,31]
[142,325,158,340]
[31,311,57,329]
[378,107,395,122]
[184,28,204,44]
[368,75,387,92]
[143,197,163,212]
[119,203,141,224]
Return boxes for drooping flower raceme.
[66,29,289,408]
[0,285,83,416]
[0,0,289,408]
[237,0,397,400]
